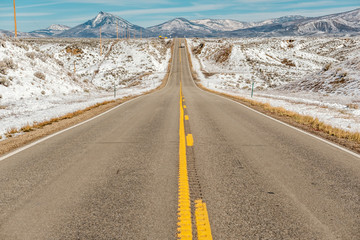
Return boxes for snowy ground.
[0,37,171,139]
[188,37,360,133]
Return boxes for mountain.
[147,18,214,37]
[30,24,70,36]
[190,19,251,31]
[3,8,360,38]
[228,8,360,37]
[58,11,148,38]
[296,8,360,34]
[0,29,45,38]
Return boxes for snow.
[188,37,360,133]
[0,37,171,139]
[191,19,250,31]
[47,24,70,31]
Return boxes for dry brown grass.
[347,103,359,109]
[5,127,18,138]
[65,46,83,55]
[12,100,116,136]
[206,88,360,145]
[281,58,296,67]
[20,124,33,132]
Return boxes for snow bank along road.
[0,39,359,239]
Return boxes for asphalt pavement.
[0,39,359,239]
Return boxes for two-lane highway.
[0,39,359,239]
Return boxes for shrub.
[25,52,36,60]
[55,59,64,67]
[214,45,233,63]
[192,42,205,55]
[14,41,29,51]
[0,58,17,75]
[347,103,359,109]
[34,71,46,80]
[0,61,7,75]
[323,63,332,72]
[281,58,296,67]
[65,45,83,55]
[0,77,10,87]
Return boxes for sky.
[0,0,359,32]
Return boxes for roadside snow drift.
[0,37,171,139]
[188,37,360,133]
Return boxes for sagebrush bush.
[25,52,36,60]
[0,61,7,75]
[55,59,64,67]
[0,58,17,75]
[14,41,29,51]
[323,63,332,71]
[34,71,46,80]
[192,42,205,55]
[0,77,10,87]
[281,58,296,67]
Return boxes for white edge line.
[0,41,176,162]
[183,39,360,159]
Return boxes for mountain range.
[1,8,359,38]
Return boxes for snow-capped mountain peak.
[57,11,146,38]
[147,17,213,37]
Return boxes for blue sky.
[1,0,359,32]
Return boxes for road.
[0,39,359,239]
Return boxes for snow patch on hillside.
[188,37,360,133]
[0,37,171,139]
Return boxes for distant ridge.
[2,8,360,38]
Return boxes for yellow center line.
[177,45,192,239]
[178,39,213,240]
[195,200,213,240]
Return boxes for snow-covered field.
[0,37,171,139]
[188,37,360,133]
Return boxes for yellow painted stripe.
[186,134,194,147]
[184,105,187,109]
[195,199,213,240]
[185,115,189,120]
[178,80,192,238]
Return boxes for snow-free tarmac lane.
[0,39,359,239]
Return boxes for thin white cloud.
[0,12,54,18]
[62,0,171,5]
[281,1,339,9]
[0,2,63,11]
[210,6,360,22]
[112,4,230,16]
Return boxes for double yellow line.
[177,44,213,240]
